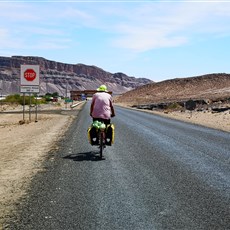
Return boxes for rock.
[212,107,230,112]
[19,120,25,125]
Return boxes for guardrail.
[70,101,85,109]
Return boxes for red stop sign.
[24,69,36,81]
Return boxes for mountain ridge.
[0,56,152,96]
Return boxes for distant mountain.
[0,56,152,96]
[116,73,230,105]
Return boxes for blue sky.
[1,0,230,82]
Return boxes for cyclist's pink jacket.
[91,92,113,120]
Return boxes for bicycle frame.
[98,126,106,159]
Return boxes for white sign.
[20,65,40,93]
[20,85,40,93]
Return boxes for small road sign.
[20,85,40,93]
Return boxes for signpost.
[20,65,40,121]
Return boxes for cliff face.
[0,56,152,96]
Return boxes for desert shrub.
[3,94,46,105]
[167,102,182,110]
[44,92,59,102]
[18,96,36,105]
[4,94,21,103]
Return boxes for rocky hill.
[0,56,152,96]
[116,73,230,106]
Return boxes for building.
[70,90,112,100]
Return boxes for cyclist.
[90,84,115,124]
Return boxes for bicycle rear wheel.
[99,131,104,159]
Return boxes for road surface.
[6,103,230,229]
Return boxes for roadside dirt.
[116,102,230,133]
[0,102,84,228]
[145,109,230,132]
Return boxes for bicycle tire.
[99,131,103,159]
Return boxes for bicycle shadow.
[63,151,105,161]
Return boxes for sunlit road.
[7,102,230,229]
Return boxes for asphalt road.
[6,102,230,230]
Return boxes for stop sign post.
[20,65,40,122]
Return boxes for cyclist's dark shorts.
[93,117,110,125]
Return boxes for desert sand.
[141,108,230,132]
[0,102,84,228]
[0,101,229,228]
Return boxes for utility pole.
[65,78,68,109]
